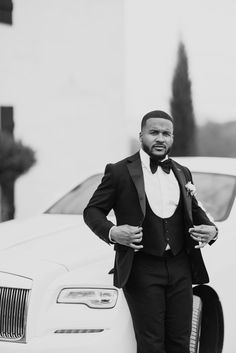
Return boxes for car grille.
[0,287,30,342]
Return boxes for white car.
[0,157,235,353]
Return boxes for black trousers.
[123,250,193,353]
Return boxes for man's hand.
[110,225,143,250]
[189,225,217,248]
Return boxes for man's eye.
[149,131,172,137]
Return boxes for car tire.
[193,285,224,353]
[190,295,202,353]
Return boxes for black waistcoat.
[141,195,185,256]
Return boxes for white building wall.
[0,0,126,217]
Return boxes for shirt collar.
[139,148,169,172]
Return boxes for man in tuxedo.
[83,110,218,353]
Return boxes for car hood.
[0,214,113,279]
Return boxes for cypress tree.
[170,41,197,156]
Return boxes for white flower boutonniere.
[185,181,197,197]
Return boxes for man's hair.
[141,110,174,129]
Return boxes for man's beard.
[142,143,172,161]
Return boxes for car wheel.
[190,295,202,353]
[193,285,224,353]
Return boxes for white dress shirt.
[140,149,180,250]
[140,149,180,218]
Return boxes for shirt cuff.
[108,226,117,243]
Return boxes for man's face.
[139,118,174,160]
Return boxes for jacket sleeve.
[83,163,116,244]
[187,168,218,245]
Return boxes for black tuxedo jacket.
[83,152,216,288]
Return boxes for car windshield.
[46,174,104,216]
[45,172,236,222]
[191,172,236,221]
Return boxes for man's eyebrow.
[149,128,172,132]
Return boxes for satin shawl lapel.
[171,160,193,223]
[126,153,146,217]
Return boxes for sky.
[125,0,236,126]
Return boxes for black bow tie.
[149,158,172,174]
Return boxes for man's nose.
[155,133,165,141]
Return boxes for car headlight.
[57,288,118,309]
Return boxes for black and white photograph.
[0,1,235,352]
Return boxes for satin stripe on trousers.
[123,250,193,353]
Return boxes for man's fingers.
[130,243,144,250]
[190,234,208,242]
[129,227,143,243]
[191,231,208,238]
[190,233,205,239]
[190,229,206,235]
[128,227,143,249]
[189,225,216,248]
[195,241,206,249]
[131,232,143,239]
[132,238,142,243]
[189,227,206,234]
[112,225,143,247]
[189,225,215,235]
[132,227,143,234]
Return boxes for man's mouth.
[153,145,166,152]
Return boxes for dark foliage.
[0,131,36,185]
[170,42,197,156]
